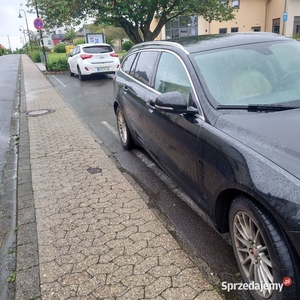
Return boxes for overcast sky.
[0,1,37,51]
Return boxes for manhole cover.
[24,109,55,117]
[87,167,102,174]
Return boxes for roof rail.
[131,41,189,54]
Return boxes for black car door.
[118,51,159,146]
[142,51,208,210]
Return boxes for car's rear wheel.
[68,64,74,77]
[116,106,133,150]
[77,66,85,81]
[229,196,299,300]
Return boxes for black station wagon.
[113,33,300,300]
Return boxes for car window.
[192,41,300,106]
[122,53,137,74]
[83,45,113,53]
[154,52,192,102]
[132,51,159,86]
[73,46,80,55]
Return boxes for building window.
[166,15,198,39]
[231,0,240,9]
[220,1,228,7]
[272,18,280,34]
[252,26,261,32]
[293,16,300,37]
[219,28,228,34]
[296,25,300,35]
[231,27,239,32]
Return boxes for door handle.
[146,102,155,109]
[123,86,129,92]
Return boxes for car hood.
[215,108,300,180]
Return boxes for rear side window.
[83,46,113,53]
[122,53,137,74]
[132,51,159,86]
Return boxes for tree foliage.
[64,28,77,44]
[27,0,235,44]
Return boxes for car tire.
[229,196,300,300]
[116,106,133,150]
[68,64,74,77]
[77,66,85,81]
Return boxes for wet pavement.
[14,55,223,299]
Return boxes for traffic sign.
[34,18,44,30]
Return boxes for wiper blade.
[217,104,300,112]
[247,104,299,112]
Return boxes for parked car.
[113,33,300,300]
[67,43,120,80]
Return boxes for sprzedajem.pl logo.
[222,277,292,293]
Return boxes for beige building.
[154,0,300,40]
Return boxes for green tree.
[27,0,234,44]
[64,28,77,44]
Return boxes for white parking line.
[101,121,119,138]
[52,75,66,88]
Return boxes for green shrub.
[29,50,41,62]
[47,58,68,71]
[75,39,85,45]
[53,43,66,53]
[122,40,134,51]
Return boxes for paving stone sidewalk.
[15,55,222,300]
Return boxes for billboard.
[85,33,105,44]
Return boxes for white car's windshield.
[192,41,300,107]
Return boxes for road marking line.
[52,75,66,88]
[101,121,119,138]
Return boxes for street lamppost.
[18,9,32,51]
[19,25,28,54]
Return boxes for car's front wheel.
[116,106,133,150]
[229,196,299,300]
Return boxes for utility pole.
[7,35,12,52]
[282,0,287,36]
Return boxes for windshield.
[191,40,300,107]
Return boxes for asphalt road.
[47,72,252,300]
[0,55,19,186]
[0,54,20,300]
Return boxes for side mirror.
[154,91,197,114]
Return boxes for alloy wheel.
[233,211,273,298]
[117,110,127,144]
